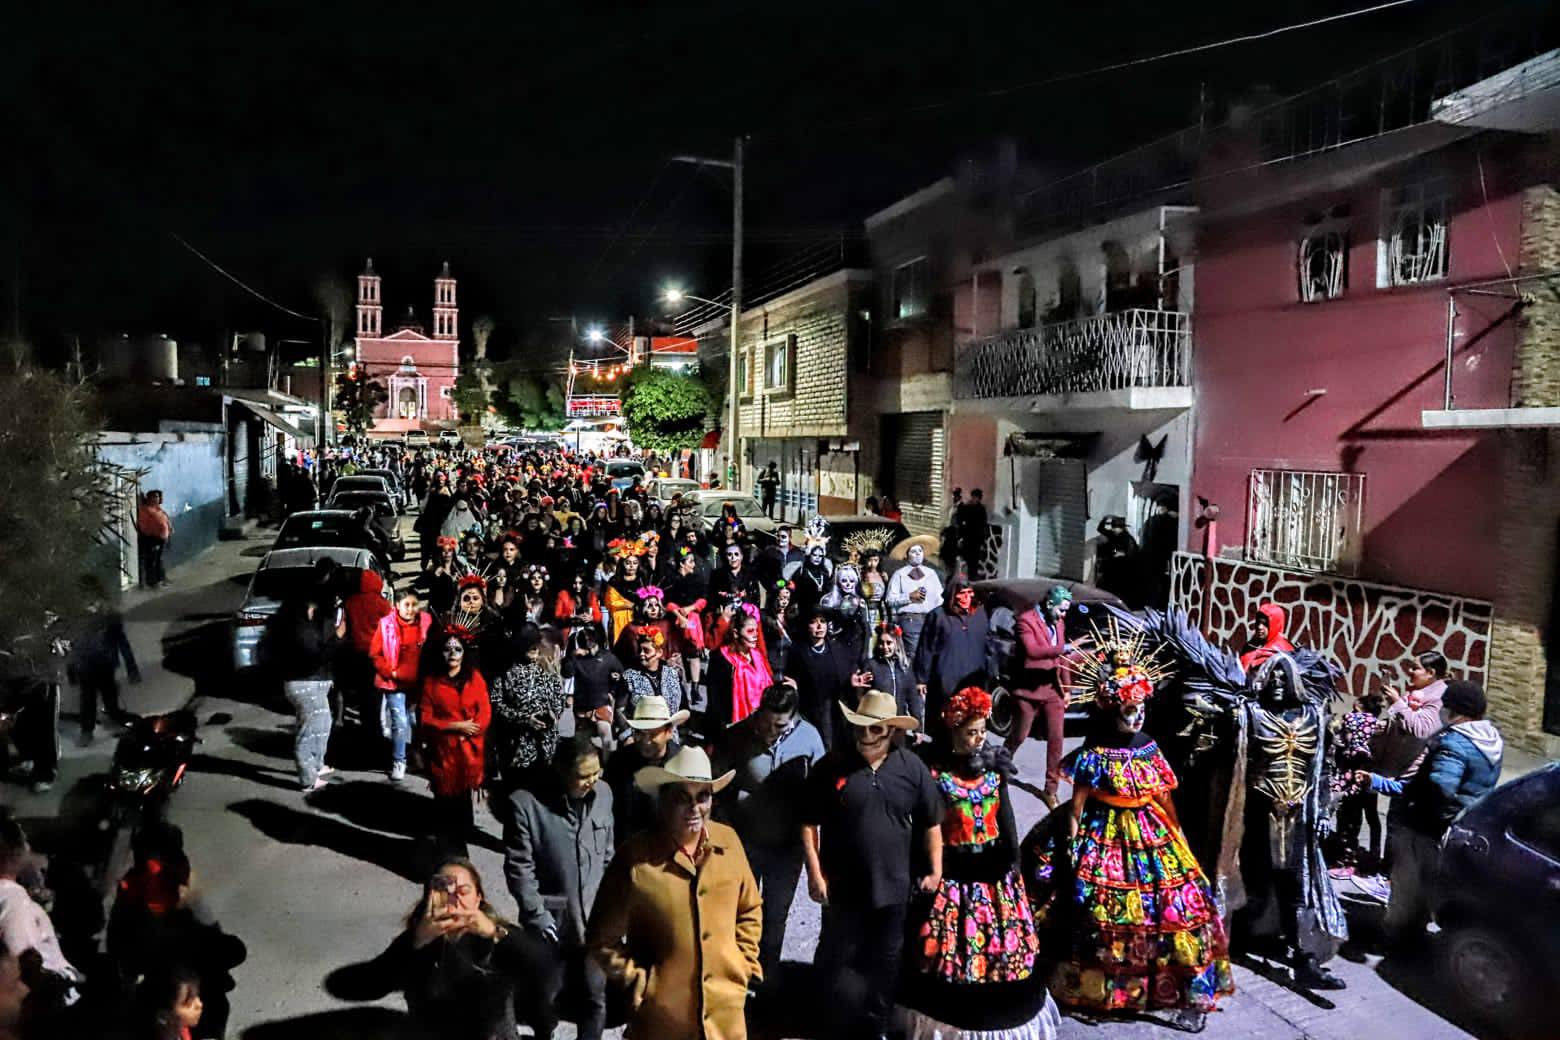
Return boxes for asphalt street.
[8,518,1488,1040]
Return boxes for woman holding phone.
[367,859,555,1040]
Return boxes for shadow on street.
[238,1006,405,1040]
[227,798,426,882]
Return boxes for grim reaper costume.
[1105,605,1349,992]
[783,515,834,620]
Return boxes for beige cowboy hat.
[622,695,691,731]
[888,533,941,562]
[838,690,919,731]
[634,746,736,793]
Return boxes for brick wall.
[737,274,864,439]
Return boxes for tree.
[334,369,388,435]
[0,355,119,680]
[452,370,490,424]
[492,371,566,431]
[619,368,712,452]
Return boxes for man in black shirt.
[602,695,686,845]
[803,690,944,1039]
[784,607,871,751]
[561,627,622,749]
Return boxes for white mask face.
[907,545,925,566]
[837,566,859,596]
[777,531,790,551]
[807,546,825,566]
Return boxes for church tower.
[432,261,458,341]
[356,259,382,338]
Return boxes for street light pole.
[671,135,745,490]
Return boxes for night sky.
[5,0,1488,367]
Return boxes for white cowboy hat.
[622,694,691,731]
[838,690,919,731]
[634,746,735,793]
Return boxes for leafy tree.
[334,369,388,435]
[492,371,566,431]
[619,368,711,452]
[0,354,119,679]
[452,370,491,424]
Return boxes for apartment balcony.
[952,308,1192,416]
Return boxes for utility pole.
[671,135,745,490]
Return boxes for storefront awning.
[233,399,310,442]
[700,429,722,450]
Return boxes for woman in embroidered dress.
[898,686,1060,1040]
[1020,640,1233,1032]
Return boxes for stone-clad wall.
[737,273,864,439]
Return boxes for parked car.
[233,546,392,671]
[688,491,780,542]
[271,509,382,555]
[323,489,405,561]
[606,458,647,491]
[973,577,1126,735]
[815,514,911,563]
[355,467,406,511]
[1431,762,1560,1036]
[438,429,463,448]
[405,430,431,449]
[328,474,392,500]
[648,477,702,508]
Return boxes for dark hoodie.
[1239,602,1296,670]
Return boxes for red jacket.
[1239,603,1296,671]
[344,570,392,654]
[1015,606,1068,700]
[371,610,432,690]
[419,671,490,797]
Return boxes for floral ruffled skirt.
[917,866,1040,984]
[1024,800,1234,1012]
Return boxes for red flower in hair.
[456,574,488,594]
[941,686,993,730]
[442,622,475,643]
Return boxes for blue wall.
[98,431,227,569]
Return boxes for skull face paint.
[835,564,860,597]
[906,545,925,566]
[1116,702,1146,734]
[806,545,826,567]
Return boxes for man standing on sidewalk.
[758,461,781,520]
[66,588,141,746]
[135,489,174,588]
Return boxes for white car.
[688,490,780,539]
[405,430,431,449]
[233,546,393,671]
[438,429,463,448]
[648,477,702,508]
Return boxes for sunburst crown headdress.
[840,527,892,564]
[1064,616,1172,708]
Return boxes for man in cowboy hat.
[715,682,827,989]
[803,690,944,1040]
[604,694,687,846]
[587,746,763,1040]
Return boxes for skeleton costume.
[819,562,870,659]
[784,516,834,620]
[1102,605,1348,991]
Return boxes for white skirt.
[894,991,1062,1040]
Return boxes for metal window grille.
[1299,230,1347,302]
[1382,183,1448,286]
[1246,469,1366,574]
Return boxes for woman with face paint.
[420,630,491,860]
[1020,640,1233,1030]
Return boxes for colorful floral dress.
[917,767,1040,984]
[1022,737,1233,1013]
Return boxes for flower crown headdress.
[1064,617,1171,708]
[456,574,488,594]
[636,585,665,601]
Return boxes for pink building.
[354,259,460,431]
[1187,98,1559,756]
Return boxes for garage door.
[1032,459,1087,580]
[882,411,944,534]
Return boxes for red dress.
[419,671,490,797]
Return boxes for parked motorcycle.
[96,706,198,905]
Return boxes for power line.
[806,0,1425,131]
[168,232,319,323]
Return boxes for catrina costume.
[1020,625,1234,1017]
[602,538,646,644]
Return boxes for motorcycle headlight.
[113,767,156,793]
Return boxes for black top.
[562,650,623,712]
[803,745,945,909]
[867,658,923,727]
[604,739,681,846]
[785,639,862,751]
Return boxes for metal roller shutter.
[1032,459,1087,580]
[883,412,944,534]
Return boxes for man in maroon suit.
[1006,584,1074,808]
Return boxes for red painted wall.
[1192,148,1525,601]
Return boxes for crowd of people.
[0,438,1510,1040]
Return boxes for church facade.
[353,259,460,431]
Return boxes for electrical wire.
[807,0,1425,131]
[168,233,319,323]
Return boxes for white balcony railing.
[955,308,1190,400]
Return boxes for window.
[1379,182,1448,287]
[439,386,452,399]
[1299,229,1348,302]
[1016,270,1037,329]
[1246,469,1366,574]
[892,257,928,320]
[740,348,755,397]
[764,334,795,392]
[194,375,212,387]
